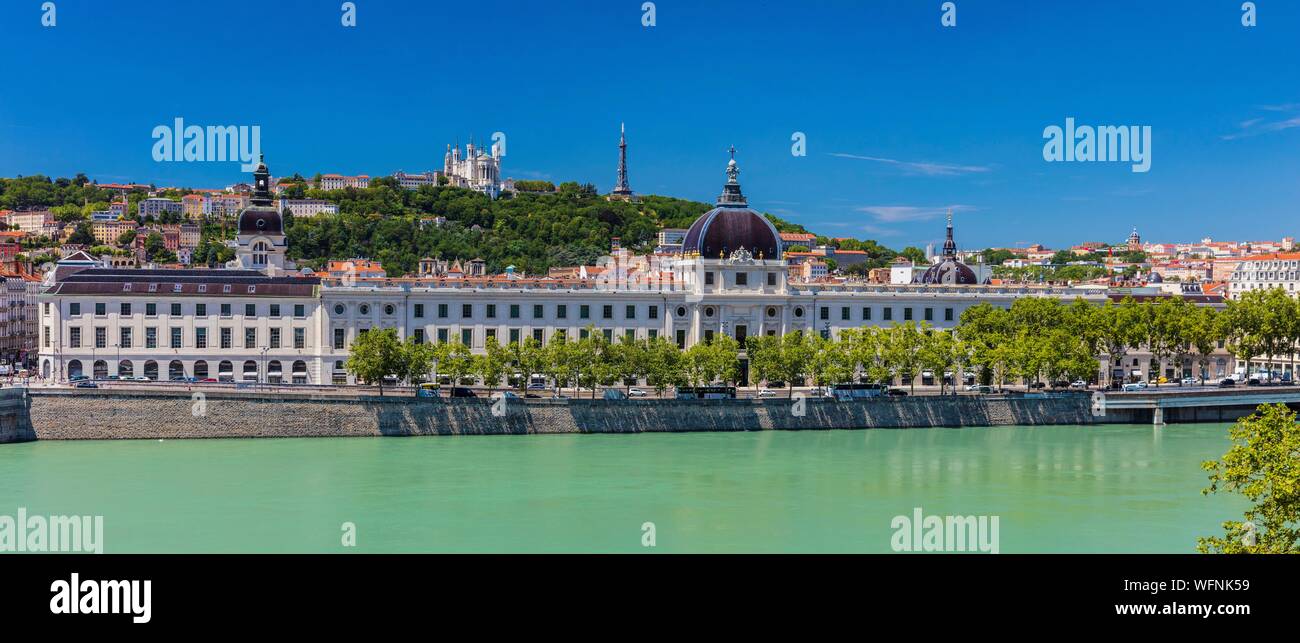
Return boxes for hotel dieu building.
[37,154,1111,386]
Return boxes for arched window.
[218,360,234,382]
[118,360,134,378]
[194,361,209,380]
[252,240,270,266]
[292,360,308,384]
[93,360,108,379]
[169,360,185,380]
[68,360,83,379]
[267,360,283,384]
[144,361,159,380]
[242,360,259,382]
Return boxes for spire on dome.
[717,146,746,207]
[941,207,957,258]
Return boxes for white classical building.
[38,153,1128,385]
[277,199,339,218]
[1227,252,1300,299]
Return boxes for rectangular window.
[196,303,206,317]
[486,328,497,342]
[735,272,748,286]
[648,329,658,340]
[862,307,872,321]
[221,328,232,349]
[767,273,776,286]
[245,304,255,317]
[145,327,157,349]
[269,328,281,349]
[675,329,687,349]
[221,303,231,317]
[944,308,954,322]
[295,304,306,318]
[704,329,714,344]
[533,304,544,319]
[486,304,497,319]
[70,327,82,348]
[95,302,106,316]
[557,304,567,319]
[924,308,933,322]
[461,329,473,346]
[533,329,544,343]
[904,307,913,321]
[603,329,613,342]
[195,327,207,349]
[820,306,829,321]
[841,307,850,321]
[437,303,448,318]
[95,327,106,348]
[412,329,424,344]
[509,328,520,344]
[705,272,715,285]
[437,328,449,344]
[171,303,181,316]
[626,305,636,319]
[270,304,281,318]
[245,328,257,349]
[625,329,635,341]
[70,302,81,316]
[580,328,589,339]
[294,328,305,349]
[146,303,157,316]
[602,305,613,320]
[120,303,131,316]
[413,304,425,319]
[171,327,182,348]
[580,305,590,319]
[648,306,658,320]
[43,326,50,348]
[119,327,132,348]
[509,304,519,319]
[462,303,473,318]
[883,308,893,321]
[333,328,345,350]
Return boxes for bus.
[675,386,737,400]
[830,383,888,401]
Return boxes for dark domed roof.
[238,206,282,235]
[920,258,978,285]
[680,148,781,260]
[918,209,980,285]
[236,154,282,235]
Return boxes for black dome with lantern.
[681,148,782,260]
[237,155,282,236]
[919,211,981,285]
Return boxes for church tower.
[230,155,293,274]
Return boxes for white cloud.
[855,204,977,223]
[829,152,992,176]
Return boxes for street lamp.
[260,346,269,386]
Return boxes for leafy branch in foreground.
[1198,403,1300,554]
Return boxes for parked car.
[1069,380,1088,389]
[755,388,778,399]
[1121,382,1148,392]
[1179,377,1198,386]
[450,387,477,398]
[603,389,628,400]
[74,380,98,389]
[1219,378,1237,388]
[199,378,218,383]
[885,389,908,397]
[68,374,89,383]
[627,387,648,397]
[525,382,548,391]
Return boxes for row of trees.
[347,289,1300,395]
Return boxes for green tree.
[1198,404,1300,554]
[476,338,510,392]
[345,328,404,395]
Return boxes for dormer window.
[197,284,207,293]
[122,283,133,292]
[222,284,231,293]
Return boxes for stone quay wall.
[16,388,1097,441]
[0,388,36,444]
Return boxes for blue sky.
[1,0,1298,251]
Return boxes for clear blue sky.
[2,0,1298,251]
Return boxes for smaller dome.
[238,206,282,235]
[920,259,978,285]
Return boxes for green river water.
[0,424,1242,553]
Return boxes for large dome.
[680,148,781,260]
